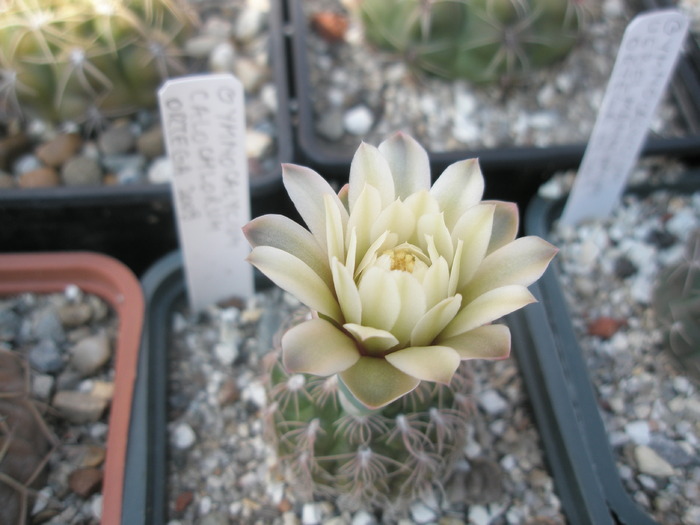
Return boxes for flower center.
[386,249,415,273]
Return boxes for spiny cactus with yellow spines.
[0,0,198,124]
[356,0,586,84]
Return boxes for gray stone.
[315,108,345,141]
[69,331,111,376]
[98,123,136,155]
[61,156,102,186]
[478,389,508,415]
[28,339,65,374]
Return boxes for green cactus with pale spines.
[264,349,474,515]
[653,230,700,383]
[0,0,199,124]
[357,0,586,84]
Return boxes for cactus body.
[357,0,585,84]
[653,230,700,382]
[265,342,474,515]
[0,0,198,124]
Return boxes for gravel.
[0,287,118,525]
[165,290,564,525]
[300,0,691,154]
[543,161,700,525]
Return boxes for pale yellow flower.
[244,132,556,409]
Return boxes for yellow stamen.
[386,249,415,273]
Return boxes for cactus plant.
[244,132,557,513]
[0,0,199,124]
[355,0,586,84]
[652,229,700,382]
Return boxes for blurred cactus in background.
[356,0,586,84]
[0,0,199,124]
[653,229,700,383]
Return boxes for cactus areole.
[244,132,556,511]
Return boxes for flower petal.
[411,294,462,347]
[332,258,362,325]
[243,214,332,287]
[347,184,383,268]
[282,318,360,375]
[349,142,396,210]
[404,190,440,230]
[461,236,558,303]
[283,163,348,252]
[451,203,495,289]
[422,254,450,310]
[325,194,345,264]
[437,324,511,360]
[385,345,461,384]
[340,356,420,409]
[247,246,342,321]
[378,132,431,199]
[359,266,400,331]
[370,199,416,246]
[344,323,399,355]
[417,212,453,263]
[485,200,519,254]
[441,285,536,339]
[390,271,427,346]
[430,158,484,229]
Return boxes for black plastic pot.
[128,249,617,525]
[523,170,700,525]
[286,0,700,209]
[0,0,293,276]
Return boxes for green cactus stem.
[0,0,199,125]
[652,230,700,382]
[264,339,474,516]
[356,0,586,84]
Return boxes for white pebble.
[171,423,197,450]
[343,105,373,135]
[478,389,508,415]
[301,502,323,525]
[409,502,437,524]
[625,420,651,445]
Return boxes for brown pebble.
[35,133,83,167]
[18,167,60,188]
[68,467,103,498]
[174,490,193,513]
[217,377,240,406]
[277,499,292,513]
[587,317,626,339]
[311,12,349,42]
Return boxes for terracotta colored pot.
[0,252,145,525]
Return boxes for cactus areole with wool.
[244,133,557,410]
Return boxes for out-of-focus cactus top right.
[355,0,587,85]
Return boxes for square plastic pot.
[521,171,700,525]
[285,0,700,210]
[0,0,293,275]
[129,250,620,525]
[0,251,145,525]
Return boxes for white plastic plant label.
[159,74,254,311]
[560,10,688,226]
